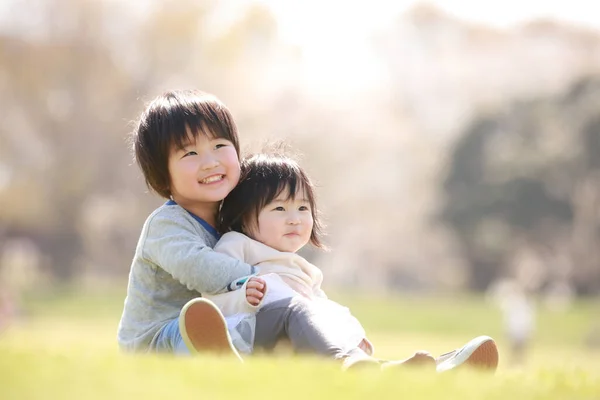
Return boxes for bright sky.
[261,0,600,46]
[0,0,597,93]
[2,1,597,42]
[256,0,600,93]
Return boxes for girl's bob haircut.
[219,153,324,249]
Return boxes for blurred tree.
[441,76,600,294]
[0,0,161,280]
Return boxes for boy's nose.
[200,155,219,170]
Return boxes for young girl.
[211,152,500,372]
[211,152,375,363]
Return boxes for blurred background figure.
[488,279,535,366]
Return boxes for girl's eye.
[215,143,227,149]
[274,206,285,211]
[299,206,309,211]
[183,151,197,157]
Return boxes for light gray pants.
[254,296,365,359]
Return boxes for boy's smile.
[168,131,240,224]
[199,174,225,184]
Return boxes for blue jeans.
[151,315,255,355]
[152,318,190,355]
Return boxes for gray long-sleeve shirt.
[117,202,254,351]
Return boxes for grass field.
[1,288,598,399]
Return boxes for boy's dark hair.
[132,89,240,198]
[219,153,325,249]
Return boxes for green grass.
[1,289,599,399]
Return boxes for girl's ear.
[241,219,257,237]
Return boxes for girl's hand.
[246,277,266,306]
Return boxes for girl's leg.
[254,297,441,371]
[254,296,373,361]
[380,352,436,369]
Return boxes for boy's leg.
[178,298,243,361]
[435,336,499,372]
[152,317,190,354]
[152,298,243,360]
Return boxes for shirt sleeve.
[141,210,255,295]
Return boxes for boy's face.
[168,130,240,217]
[245,187,313,253]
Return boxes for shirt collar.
[165,200,220,240]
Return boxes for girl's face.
[168,130,240,222]
[246,186,313,253]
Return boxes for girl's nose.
[287,214,301,225]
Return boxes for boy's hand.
[246,277,266,306]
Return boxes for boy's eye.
[213,139,231,149]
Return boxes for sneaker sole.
[179,298,243,361]
[464,339,498,369]
[437,336,499,372]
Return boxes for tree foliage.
[442,77,600,293]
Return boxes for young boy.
[117,90,266,358]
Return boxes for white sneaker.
[179,298,243,362]
[436,336,499,373]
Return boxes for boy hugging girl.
[117,89,499,372]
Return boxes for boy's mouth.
[199,174,224,184]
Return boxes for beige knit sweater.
[207,231,327,317]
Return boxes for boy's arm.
[142,211,255,295]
